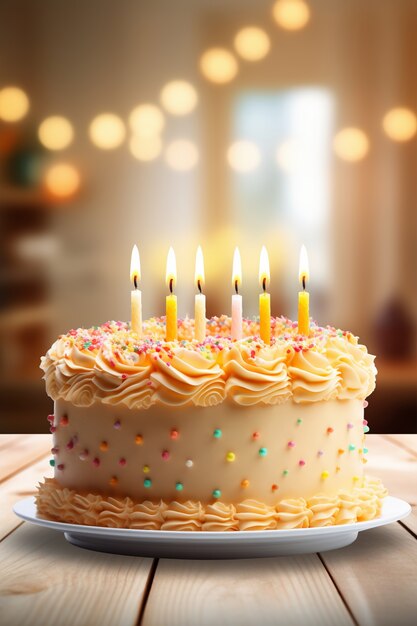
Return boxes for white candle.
[130,245,142,337]
[231,247,242,341]
[194,245,206,342]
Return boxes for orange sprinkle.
[135,435,144,445]
[271,484,279,492]
[327,427,334,434]
[241,479,250,488]
[109,476,118,486]
[99,441,109,452]
[338,448,345,455]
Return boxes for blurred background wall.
[0,0,416,432]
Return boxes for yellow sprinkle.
[352,475,360,482]
[241,479,250,488]
[99,441,108,452]
[321,471,329,480]
[143,465,150,474]
[226,452,236,462]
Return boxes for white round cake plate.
[13,496,410,559]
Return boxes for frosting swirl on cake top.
[41,316,376,408]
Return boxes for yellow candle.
[259,245,271,344]
[130,245,142,337]
[165,247,177,341]
[194,245,206,342]
[231,247,242,341]
[298,244,310,335]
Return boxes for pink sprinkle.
[363,400,369,408]
[119,457,127,467]
[147,380,153,387]
[161,450,170,460]
[170,429,179,440]
[47,414,54,423]
[114,420,121,429]
[66,439,74,450]
[110,359,116,368]
[363,419,368,426]
[57,464,65,471]
[50,426,56,433]
[347,422,354,430]
[121,374,127,380]
[299,459,306,467]
[51,446,59,454]
[288,441,296,448]
[92,457,100,467]
[79,450,89,461]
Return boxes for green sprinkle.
[297,419,303,425]
[212,489,221,498]
[258,447,268,457]
[144,478,152,488]
[175,482,183,491]
[363,425,370,433]
[283,469,289,476]
[213,429,222,439]
[49,459,55,467]
[348,444,356,451]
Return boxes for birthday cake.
[36,316,387,530]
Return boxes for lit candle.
[259,246,271,344]
[298,244,310,335]
[231,247,242,341]
[130,244,142,337]
[194,246,206,342]
[166,247,177,341]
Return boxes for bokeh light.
[272,0,311,32]
[275,139,299,171]
[129,104,165,137]
[160,80,198,116]
[199,48,238,84]
[0,86,29,122]
[165,139,199,171]
[44,163,80,198]
[333,127,370,162]
[38,116,74,151]
[129,135,162,161]
[227,140,261,172]
[89,113,126,149]
[382,107,417,142]
[234,27,271,62]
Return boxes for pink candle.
[231,247,242,341]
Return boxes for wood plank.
[400,507,417,537]
[320,523,417,626]
[0,435,23,452]
[383,435,417,458]
[142,556,354,626]
[364,435,417,505]
[0,435,51,483]
[0,454,52,541]
[0,524,153,626]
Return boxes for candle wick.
[262,276,266,292]
[169,277,173,294]
[134,275,138,290]
[235,279,239,295]
[302,275,306,291]
[198,279,202,294]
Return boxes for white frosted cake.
[36,316,387,530]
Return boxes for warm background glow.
[382,107,417,142]
[0,86,29,121]
[129,135,162,161]
[165,139,199,171]
[44,163,80,198]
[160,80,198,116]
[200,48,238,84]
[129,104,165,136]
[272,0,311,31]
[234,27,271,61]
[333,127,370,162]
[227,140,261,172]
[89,113,126,149]
[38,116,74,150]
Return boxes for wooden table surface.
[0,434,416,626]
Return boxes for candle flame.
[194,245,205,292]
[232,247,242,292]
[259,245,270,291]
[299,244,309,289]
[130,244,141,287]
[166,246,177,291]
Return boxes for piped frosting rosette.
[326,335,377,400]
[224,343,290,405]
[287,349,341,403]
[150,348,226,407]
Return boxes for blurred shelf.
[376,359,417,389]
[0,186,51,208]
[0,304,54,329]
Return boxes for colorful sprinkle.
[99,441,108,452]
[252,431,260,440]
[271,484,279,492]
[287,440,296,448]
[317,449,324,457]
[66,439,74,451]
[298,459,306,467]
[57,463,65,471]
[363,400,369,408]
[170,429,179,440]
[135,435,144,445]
[113,419,121,429]
[144,478,152,488]
[213,428,222,439]
[347,423,354,430]
[327,427,334,434]
[161,450,170,461]
[79,450,89,461]
[119,457,127,466]
[283,469,289,476]
[47,414,54,423]
[212,489,221,498]
[363,447,368,454]
[352,475,360,483]
[296,419,303,425]
[348,444,356,451]
[338,448,345,455]
[241,479,249,488]
[49,426,56,433]
[60,415,69,426]
[51,446,59,454]
[185,459,194,468]
[92,457,100,467]
[363,425,370,433]
[109,476,118,486]
[336,465,341,473]
[143,465,150,474]
[175,482,184,491]
[49,459,55,467]
[258,447,267,457]
[226,452,236,462]
[321,471,329,480]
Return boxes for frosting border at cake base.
[36,476,387,531]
